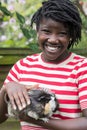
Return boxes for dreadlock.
[31,0,82,49]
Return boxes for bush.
[0,0,43,52]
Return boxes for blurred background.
[0,0,43,51]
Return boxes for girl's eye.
[59,32,68,36]
[61,32,67,35]
[41,29,50,33]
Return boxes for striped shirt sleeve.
[77,59,87,110]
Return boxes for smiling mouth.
[45,43,61,52]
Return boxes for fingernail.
[19,106,22,111]
[13,105,16,110]
[23,104,26,108]
[27,100,30,105]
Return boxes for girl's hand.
[3,82,39,111]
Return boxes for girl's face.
[37,17,70,63]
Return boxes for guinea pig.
[4,88,59,122]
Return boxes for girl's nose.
[48,34,58,43]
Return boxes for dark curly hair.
[31,0,82,49]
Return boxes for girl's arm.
[19,109,87,130]
[0,87,8,123]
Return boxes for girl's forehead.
[40,17,57,24]
[39,17,68,30]
[40,17,63,25]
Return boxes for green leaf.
[0,6,12,16]
[16,12,25,24]
[21,27,31,39]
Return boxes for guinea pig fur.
[5,88,59,122]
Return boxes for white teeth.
[48,46,57,51]
[48,46,57,50]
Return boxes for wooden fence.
[0,47,87,87]
[0,48,35,87]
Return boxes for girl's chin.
[42,53,59,62]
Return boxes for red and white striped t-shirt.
[4,52,87,130]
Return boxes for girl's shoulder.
[72,52,87,66]
[17,53,40,63]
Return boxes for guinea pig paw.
[27,111,39,120]
[6,112,16,118]
[5,113,10,117]
[41,118,49,122]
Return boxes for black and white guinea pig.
[5,88,59,122]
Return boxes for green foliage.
[0,6,12,16]
[0,2,12,16]
[16,12,25,24]
[0,0,43,52]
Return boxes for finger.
[25,84,39,90]
[18,90,30,109]
[6,91,22,110]
[22,90,30,106]
[8,94,17,110]
[12,93,23,111]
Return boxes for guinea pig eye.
[38,95,51,103]
[38,95,46,102]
